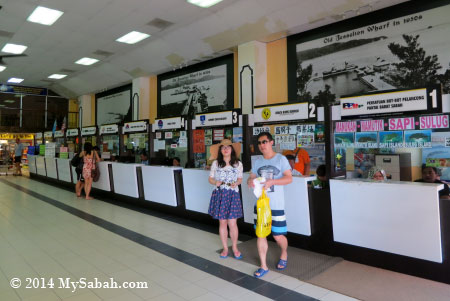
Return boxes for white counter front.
[111,163,142,198]
[242,174,315,236]
[92,162,111,191]
[285,176,315,235]
[28,155,37,174]
[56,158,72,182]
[36,156,46,176]
[45,158,58,179]
[330,179,443,263]
[182,169,213,213]
[142,166,182,206]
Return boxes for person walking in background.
[248,132,293,278]
[208,139,244,260]
[283,146,310,176]
[13,138,24,176]
[79,142,101,200]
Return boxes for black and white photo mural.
[158,55,234,119]
[287,0,450,104]
[96,84,132,125]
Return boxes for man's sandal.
[254,268,269,278]
[276,259,287,270]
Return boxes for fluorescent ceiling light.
[1,43,27,54]
[75,57,99,65]
[116,31,150,44]
[0,66,6,72]
[27,6,64,26]
[187,0,223,8]
[48,74,67,79]
[7,78,24,83]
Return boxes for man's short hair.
[422,164,437,173]
[316,164,326,177]
[285,155,296,161]
[257,132,273,141]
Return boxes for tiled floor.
[0,177,357,301]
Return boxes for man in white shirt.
[247,132,293,278]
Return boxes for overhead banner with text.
[253,103,313,123]
[340,86,441,118]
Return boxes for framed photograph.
[287,1,450,105]
[96,84,132,125]
[158,55,234,118]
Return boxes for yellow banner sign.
[0,133,34,140]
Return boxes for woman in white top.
[208,139,243,259]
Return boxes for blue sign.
[200,115,206,125]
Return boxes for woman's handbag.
[92,156,100,182]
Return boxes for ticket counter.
[182,168,212,213]
[330,179,443,263]
[111,163,143,198]
[56,158,72,182]
[141,166,182,206]
[92,161,112,191]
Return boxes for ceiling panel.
[0,0,412,97]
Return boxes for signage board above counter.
[194,110,239,127]
[66,129,79,137]
[335,114,449,133]
[54,130,64,138]
[81,127,97,136]
[44,131,53,138]
[253,102,315,123]
[0,133,34,140]
[35,132,43,139]
[100,124,119,135]
[340,86,442,119]
[123,120,148,133]
[154,117,183,131]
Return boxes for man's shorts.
[14,156,21,163]
[253,207,287,236]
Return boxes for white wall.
[238,41,267,114]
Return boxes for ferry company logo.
[125,124,130,130]
[262,108,271,120]
[342,103,364,109]
[157,120,163,129]
[200,115,206,125]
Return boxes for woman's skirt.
[208,188,243,220]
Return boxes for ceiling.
[0,0,409,99]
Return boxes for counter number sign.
[262,108,271,120]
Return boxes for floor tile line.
[0,179,318,300]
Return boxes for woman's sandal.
[233,251,242,260]
[254,268,269,278]
[219,250,228,259]
[276,259,288,270]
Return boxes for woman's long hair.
[217,145,239,168]
[84,142,92,155]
